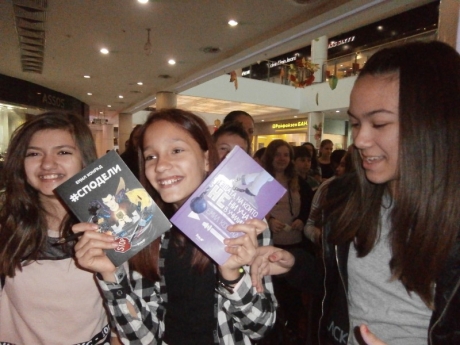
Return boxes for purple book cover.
[171,146,286,265]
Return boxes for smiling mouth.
[363,156,383,163]
[39,174,63,180]
[158,177,183,186]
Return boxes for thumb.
[360,325,387,345]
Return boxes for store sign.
[41,93,65,108]
[269,55,298,68]
[272,120,308,129]
[328,36,355,49]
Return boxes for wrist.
[217,267,245,293]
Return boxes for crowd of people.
[0,40,459,345]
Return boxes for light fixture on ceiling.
[144,28,152,56]
[100,48,109,54]
[228,20,238,27]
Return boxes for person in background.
[301,142,321,183]
[335,148,354,177]
[253,147,266,166]
[212,121,250,160]
[73,109,276,345]
[223,110,255,150]
[329,149,346,175]
[317,139,334,181]
[293,145,320,191]
[0,113,119,344]
[120,124,142,178]
[263,139,313,343]
[251,41,460,345]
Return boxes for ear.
[203,150,210,173]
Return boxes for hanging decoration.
[288,58,319,88]
[328,62,338,90]
[144,28,152,56]
[229,71,238,90]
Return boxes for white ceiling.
[0,0,431,123]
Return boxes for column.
[311,36,328,83]
[102,123,114,154]
[156,91,177,110]
[118,113,133,154]
[437,0,460,51]
[307,111,324,148]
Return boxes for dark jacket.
[286,189,460,344]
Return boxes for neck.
[40,195,67,231]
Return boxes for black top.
[163,237,215,345]
[319,162,334,179]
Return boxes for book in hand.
[171,146,286,265]
[54,150,172,267]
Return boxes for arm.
[218,220,277,340]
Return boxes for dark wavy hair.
[212,121,251,153]
[0,112,97,277]
[130,108,220,282]
[327,41,460,307]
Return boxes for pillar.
[101,123,114,154]
[156,91,177,110]
[308,111,324,149]
[118,113,133,154]
[437,0,460,52]
[311,36,328,83]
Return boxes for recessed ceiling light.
[138,0,148,3]
[107,105,112,107]
[100,48,109,54]
[137,82,143,85]
[84,75,91,78]
[377,25,383,31]
[168,59,176,65]
[118,95,124,99]
[228,20,238,27]
[294,116,298,118]
[336,110,340,113]
[261,120,265,122]
[87,92,92,95]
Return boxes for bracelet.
[217,267,245,293]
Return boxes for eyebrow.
[27,144,77,150]
[347,109,395,119]
[143,138,186,152]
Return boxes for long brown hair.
[130,109,220,282]
[327,41,460,307]
[262,139,298,192]
[0,112,97,277]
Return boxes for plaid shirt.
[98,226,277,345]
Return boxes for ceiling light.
[137,82,143,85]
[335,110,340,113]
[118,95,123,99]
[107,105,112,107]
[294,116,297,118]
[144,28,152,56]
[84,75,91,78]
[261,120,265,122]
[87,92,92,95]
[100,48,109,54]
[377,25,383,31]
[168,59,176,65]
[138,0,148,3]
[228,20,238,27]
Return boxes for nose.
[155,155,172,172]
[352,125,372,150]
[40,154,57,169]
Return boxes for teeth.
[159,177,181,185]
[365,156,381,163]
[40,174,61,180]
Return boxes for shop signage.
[269,55,298,68]
[41,93,65,108]
[328,36,355,49]
[272,120,308,129]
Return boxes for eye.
[144,154,157,161]
[373,123,387,129]
[58,150,73,155]
[25,151,39,157]
[172,148,184,154]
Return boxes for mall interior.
[1,0,458,159]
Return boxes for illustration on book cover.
[171,146,286,265]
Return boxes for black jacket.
[287,201,460,344]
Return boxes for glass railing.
[242,29,437,86]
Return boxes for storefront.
[0,73,89,160]
[254,117,349,152]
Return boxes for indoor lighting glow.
[100,48,109,54]
[168,59,176,65]
[335,110,340,113]
[137,82,143,85]
[107,105,112,107]
[228,20,238,27]
[87,92,92,95]
[84,75,91,78]
[138,0,148,3]
[118,95,124,98]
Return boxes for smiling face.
[348,73,400,186]
[215,133,248,159]
[24,129,83,200]
[273,145,291,174]
[143,120,209,208]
